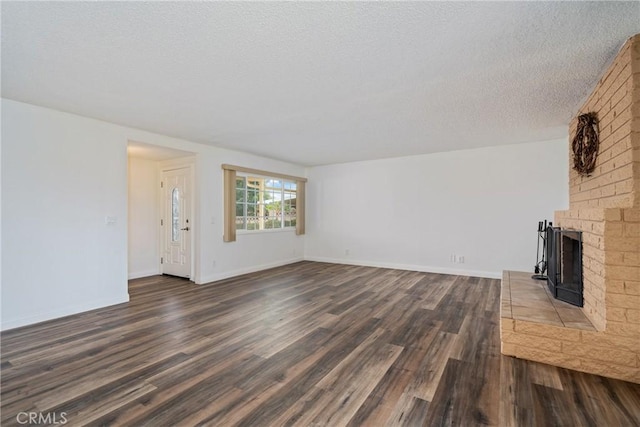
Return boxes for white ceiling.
[2,2,639,166]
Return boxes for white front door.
[162,167,191,278]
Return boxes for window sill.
[237,228,296,236]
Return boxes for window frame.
[222,164,306,242]
[235,173,297,234]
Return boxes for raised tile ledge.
[501,270,595,330]
[501,271,640,384]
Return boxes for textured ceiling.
[2,2,639,166]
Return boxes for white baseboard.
[303,256,501,279]
[128,269,161,280]
[0,294,130,331]
[197,257,305,285]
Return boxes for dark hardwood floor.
[1,261,639,426]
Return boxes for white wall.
[196,150,305,283]
[128,157,160,279]
[1,99,305,330]
[0,100,3,315]
[305,139,569,278]
[2,100,129,330]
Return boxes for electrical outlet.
[450,253,456,263]
[457,255,465,264]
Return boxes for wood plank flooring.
[1,261,639,426]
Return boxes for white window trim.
[235,173,297,234]
[222,164,306,242]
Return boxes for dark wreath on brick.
[571,112,599,176]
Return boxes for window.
[222,164,306,242]
[235,176,297,231]
[171,187,180,241]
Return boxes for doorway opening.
[127,141,196,281]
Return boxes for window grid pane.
[234,177,296,232]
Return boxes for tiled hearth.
[501,270,639,382]
[500,271,640,382]
[500,271,597,364]
[501,271,593,330]
[500,271,598,365]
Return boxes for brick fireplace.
[500,34,640,383]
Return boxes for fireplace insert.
[546,226,583,307]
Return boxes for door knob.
[181,227,190,231]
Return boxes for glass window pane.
[264,217,274,229]
[236,218,246,230]
[231,175,298,233]
[172,188,180,242]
